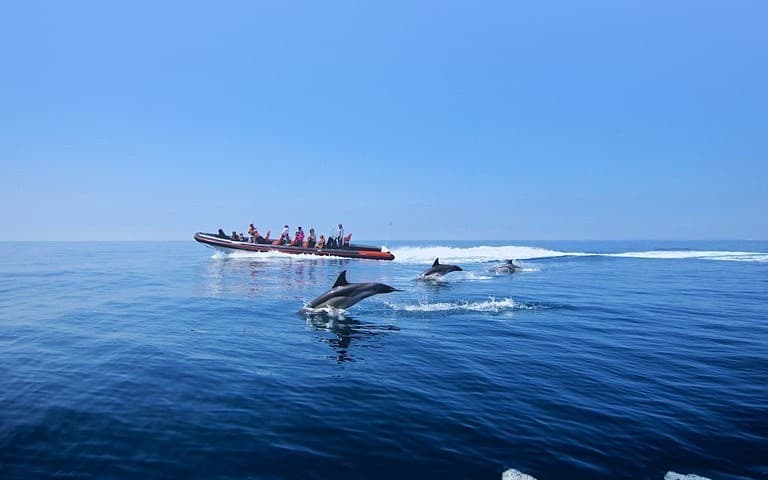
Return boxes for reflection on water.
[202,257,338,299]
[305,314,400,363]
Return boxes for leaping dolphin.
[490,259,521,273]
[419,258,463,278]
[305,270,399,310]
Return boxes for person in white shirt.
[280,225,290,245]
[336,223,344,247]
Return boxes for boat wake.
[392,245,572,264]
[210,243,768,264]
[605,250,768,262]
[390,245,768,264]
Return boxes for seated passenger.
[247,223,256,242]
[279,225,290,245]
[231,231,239,241]
[316,235,325,249]
[306,228,316,248]
[217,228,227,239]
[253,227,266,244]
[293,226,305,246]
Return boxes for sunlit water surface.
[1,240,766,480]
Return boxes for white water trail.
[210,243,768,264]
[385,297,531,313]
[392,245,573,264]
[389,245,768,264]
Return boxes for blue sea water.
[1,240,766,480]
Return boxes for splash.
[385,297,532,313]
[302,305,348,318]
[502,469,538,480]
[664,473,712,480]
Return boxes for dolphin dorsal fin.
[432,258,440,267]
[332,270,349,288]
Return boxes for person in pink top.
[293,226,305,246]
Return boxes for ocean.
[1,240,766,480]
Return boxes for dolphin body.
[306,270,399,310]
[419,258,463,278]
[490,259,521,274]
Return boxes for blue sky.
[1,1,766,240]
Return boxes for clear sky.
[1,1,766,241]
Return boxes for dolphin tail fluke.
[332,270,350,288]
[432,258,440,267]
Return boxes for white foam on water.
[385,297,527,313]
[518,266,540,272]
[209,243,767,264]
[606,250,767,262]
[461,271,494,281]
[390,244,768,264]
[502,468,538,480]
[391,245,574,264]
[301,305,348,318]
[664,472,712,480]
[499,469,711,480]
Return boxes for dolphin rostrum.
[419,258,463,278]
[305,270,399,310]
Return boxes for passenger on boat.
[280,225,290,245]
[231,231,239,241]
[247,224,256,243]
[316,235,325,249]
[336,224,344,246]
[306,228,316,248]
[291,227,304,247]
[253,227,266,244]
[217,228,227,239]
[326,236,337,249]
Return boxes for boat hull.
[193,233,395,261]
